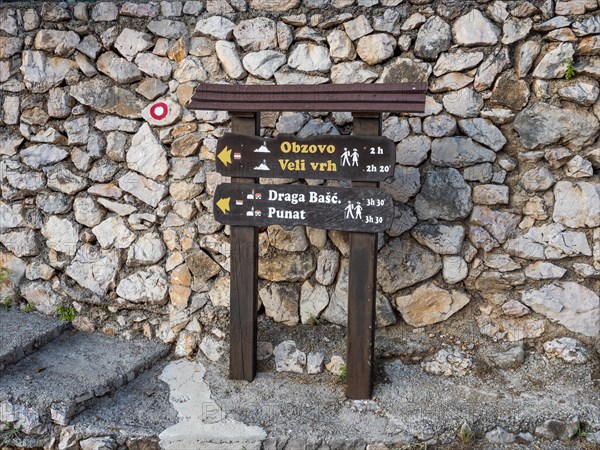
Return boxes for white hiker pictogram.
[341,148,351,166]
[344,200,354,219]
[351,148,359,166]
[354,201,363,219]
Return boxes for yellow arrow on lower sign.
[217,147,232,166]
[216,197,230,213]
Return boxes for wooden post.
[346,112,382,399]
[229,112,260,381]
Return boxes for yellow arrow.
[217,147,232,166]
[216,197,230,214]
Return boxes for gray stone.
[453,10,501,46]
[521,282,599,337]
[433,50,484,77]
[356,33,396,65]
[524,262,567,280]
[260,283,300,326]
[423,114,457,138]
[343,15,372,41]
[187,250,221,284]
[73,197,105,228]
[535,419,579,441]
[41,216,79,256]
[414,16,452,60]
[331,58,379,83]
[194,16,235,40]
[474,47,510,92]
[516,41,541,78]
[126,123,169,181]
[20,144,68,169]
[559,81,600,106]
[92,216,136,249]
[70,78,146,119]
[327,30,356,62]
[276,112,307,134]
[411,223,465,255]
[91,2,118,21]
[118,172,168,207]
[114,29,153,62]
[396,135,431,166]
[307,351,325,374]
[259,251,316,282]
[34,30,81,57]
[431,137,496,168]
[458,119,506,151]
[520,166,556,192]
[0,37,22,59]
[553,181,600,228]
[298,119,340,138]
[514,102,599,150]
[383,117,410,143]
[487,345,525,369]
[573,16,600,36]
[0,230,39,257]
[463,163,493,183]
[532,43,574,79]
[502,18,532,44]
[442,256,469,284]
[243,51,286,79]
[116,266,169,305]
[502,300,530,317]
[215,41,246,80]
[415,168,472,220]
[288,43,332,72]
[65,245,120,296]
[430,73,474,93]
[486,427,516,444]
[315,249,339,286]
[382,166,421,203]
[388,204,418,237]
[395,282,470,327]
[268,226,309,252]
[20,281,64,316]
[473,184,509,205]
[378,237,442,293]
[96,52,142,84]
[543,337,587,364]
[273,340,305,373]
[64,117,90,145]
[322,259,349,326]
[127,231,166,266]
[300,280,329,324]
[234,18,277,52]
[147,20,186,39]
[380,57,432,84]
[135,53,173,81]
[249,0,301,11]
[443,87,484,118]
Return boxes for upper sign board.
[215,133,395,182]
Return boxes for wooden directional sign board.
[214,183,394,233]
[215,133,395,182]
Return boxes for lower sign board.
[216,133,395,182]
[214,183,394,233]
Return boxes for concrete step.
[0,329,170,437]
[0,308,69,371]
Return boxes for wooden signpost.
[189,83,427,399]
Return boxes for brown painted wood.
[189,83,427,113]
[216,133,395,182]
[229,113,259,382]
[346,113,381,400]
[214,183,393,232]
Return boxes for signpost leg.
[346,113,382,399]
[229,112,260,381]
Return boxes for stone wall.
[0,0,599,357]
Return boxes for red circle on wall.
[150,102,169,120]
